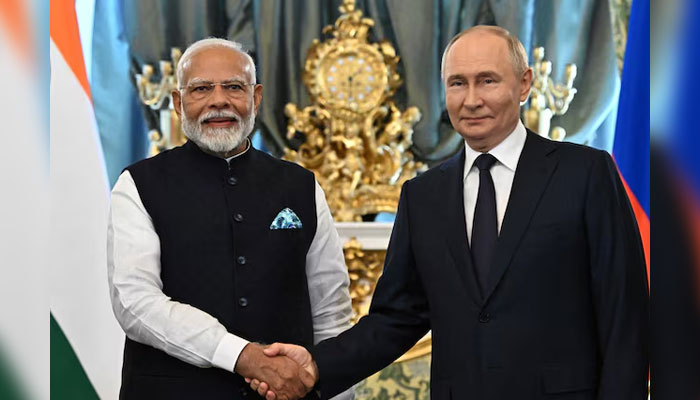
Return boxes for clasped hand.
[235,342,317,400]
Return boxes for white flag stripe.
[49,38,124,400]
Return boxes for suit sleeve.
[584,151,649,399]
[311,180,431,399]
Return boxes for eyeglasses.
[180,80,255,100]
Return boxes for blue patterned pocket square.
[270,208,303,229]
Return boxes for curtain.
[122,0,619,165]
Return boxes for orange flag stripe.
[0,0,33,62]
[619,175,651,285]
[50,0,91,101]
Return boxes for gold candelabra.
[134,48,183,156]
[523,47,578,141]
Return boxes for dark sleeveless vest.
[119,141,318,399]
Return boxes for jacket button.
[478,312,491,323]
[237,256,247,265]
[227,176,238,186]
[238,297,248,307]
[234,213,244,222]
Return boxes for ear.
[253,84,263,115]
[172,90,182,119]
[519,68,533,103]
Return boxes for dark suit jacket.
[312,130,648,399]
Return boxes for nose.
[206,85,231,109]
[463,87,483,110]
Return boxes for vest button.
[238,297,248,307]
[227,176,238,186]
[237,256,247,265]
[478,312,491,323]
[234,213,244,222]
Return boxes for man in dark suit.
[249,25,648,400]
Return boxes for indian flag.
[50,0,124,398]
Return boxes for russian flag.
[612,0,650,280]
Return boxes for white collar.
[463,120,527,180]
[225,138,251,162]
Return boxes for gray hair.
[440,25,529,81]
[176,38,257,87]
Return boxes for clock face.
[318,48,388,112]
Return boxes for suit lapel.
[482,131,559,302]
[440,150,483,306]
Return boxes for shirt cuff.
[211,333,249,372]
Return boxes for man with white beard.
[107,38,352,400]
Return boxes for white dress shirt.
[107,145,353,380]
[464,120,527,244]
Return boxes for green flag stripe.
[0,346,27,400]
[50,314,99,400]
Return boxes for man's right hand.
[234,343,315,400]
[246,343,319,400]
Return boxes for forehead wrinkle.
[225,74,249,83]
[186,77,208,85]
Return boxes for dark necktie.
[471,153,498,294]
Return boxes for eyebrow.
[185,76,248,85]
[476,71,503,79]
[446,73,466,83]
[446,71,503,82]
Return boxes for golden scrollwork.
[283,0,426,222]
[523,47,578,141]
[343,237,386,324]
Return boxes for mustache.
[198,110,241,124]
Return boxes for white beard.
[181,107,256,154]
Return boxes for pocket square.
[270,208,303,229]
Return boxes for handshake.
[235,342,318,400]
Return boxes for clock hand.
[351,66,366,98]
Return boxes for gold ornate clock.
[314,45,389,113]
[304,0,401,115]
[284,0,424,222]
